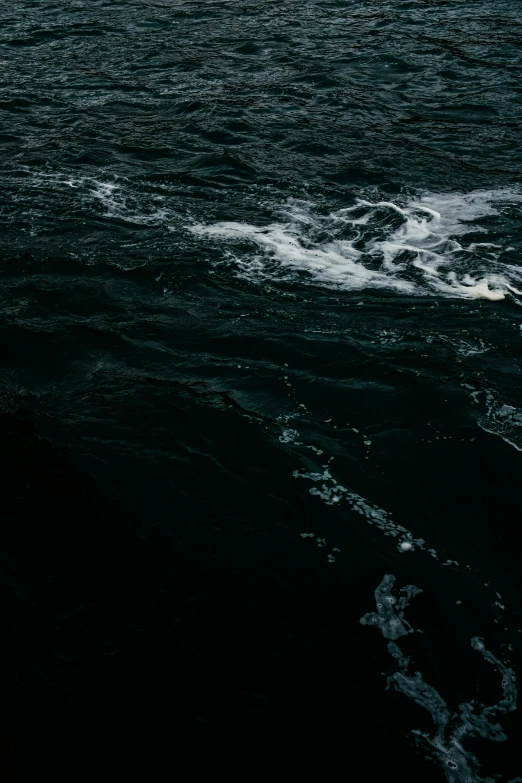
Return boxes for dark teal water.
[2,2,522,780]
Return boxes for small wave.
[464,386,522,453]
[191,188,522,301]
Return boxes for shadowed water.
[1,2,522,780]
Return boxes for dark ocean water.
[2,2,522,780]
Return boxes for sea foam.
[191,188,522,301]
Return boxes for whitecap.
[191,187,522,301]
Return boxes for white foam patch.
[362,575,519,783]
[191,188,522,300]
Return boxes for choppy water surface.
[2,2,522,780]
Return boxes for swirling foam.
[191,188,522,301]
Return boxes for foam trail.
[191,188,522,301]
[28,170,170,226]
[292,461,428,555]
[362,575,519,783]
